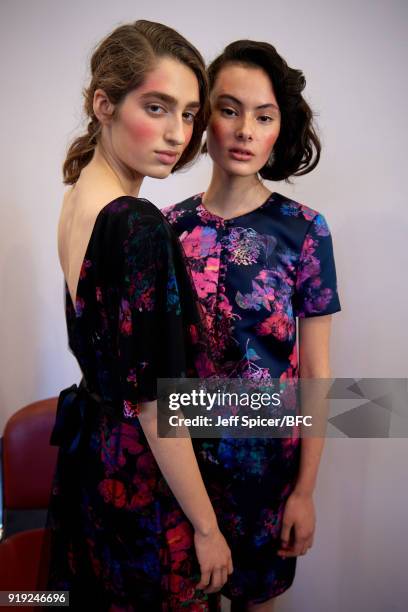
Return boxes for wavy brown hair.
[205,40,321,183]
[63,20,209,185]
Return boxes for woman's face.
[206,63,281,176]
[106,56,200,179]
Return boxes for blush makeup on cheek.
[261,133,278,156]
[120,105,159,144]
[183,127,194,149]
[209,120,228,145]
[128,119,157,143]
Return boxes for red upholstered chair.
[0,399,58,599]
[0,527,48,612]
[0,527,45,589]
[1,397,58,539]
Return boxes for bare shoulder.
[57,187,76,270]
[58,179,126,244]
[57,176,126,292]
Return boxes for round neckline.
[197,191,277,222]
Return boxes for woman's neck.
[84,144,144,198]
[203,165,272,219]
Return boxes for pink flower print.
[223,228,261,265]
[310,276,322,289]
[189,323,199,344]
[313,213,330,236]
[79,258,92,279]
[123,399,141,418]
[116,422,145,455]
[252,280,275,311]
[196,201,225,228]
[181,226,217,259]
[300,234,316,257]
[281,434,300,459]
[255,312,295,341]
[98,479,127,508]
[236,277,275,312]
[297,256,320,285]
[197,204,215,224]
[236,290,263,310]
[288,344,298,369]
[206,256,220,275]
[165,521,193,572]
[218,293,233,316]
[241,363,272,382]
[128,477,154,509]
[256,269,274,283]
[297,237,320,285]
[304,288,333,314]
[299,204,316,221]
[192,271,217,299]
[133,285,155,312]
[161,206,184,224]
[119,299,132,336]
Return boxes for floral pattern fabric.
[42,196,220,611]
[163,191,341,603]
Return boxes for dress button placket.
[218,218,231,302]
[219,219,230,284]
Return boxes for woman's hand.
[194,525,233,593]
[277,491,316,558]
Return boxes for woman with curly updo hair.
[164,40,341,611]
[40,20,233,611]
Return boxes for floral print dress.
[163,191,341,604]
[41,196,220,611]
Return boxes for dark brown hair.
[205,40,321,183]
[63,20,209,185]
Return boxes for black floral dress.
[40,196,220,611]
[163,191,341,604]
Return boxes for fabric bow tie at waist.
[50,379,115,456]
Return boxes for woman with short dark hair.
[164,39,341,611]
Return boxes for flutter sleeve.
[293,212,341,318]
[115,209,213,417]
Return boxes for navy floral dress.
[41,196,220,611]
[163,191,341,604]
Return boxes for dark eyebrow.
[217,94,280,113]
[140,91,200,109]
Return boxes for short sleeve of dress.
[115,209,212,417]
[293,212,341,318]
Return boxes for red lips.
[156,149,179,156]
[229,147,254,156]
[155,150,179,165]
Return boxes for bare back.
[58,169,127,306]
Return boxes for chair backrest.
[2,398,58,509]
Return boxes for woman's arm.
[294,314,332,496]
[278,314,332,558]
[138,400,218,534]
[138,400,233,591]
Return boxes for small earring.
[266,149,275,168]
